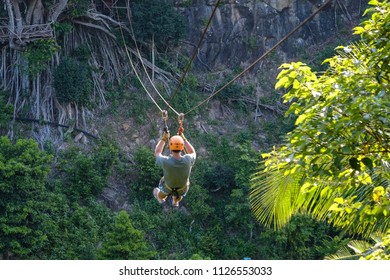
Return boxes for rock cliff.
[178,0,368,71]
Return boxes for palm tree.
[249,1,390,259]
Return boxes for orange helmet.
[169,135,184,151]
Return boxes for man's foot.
[153,188,166,204]
[172,196,182,207]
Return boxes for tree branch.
[72,20,117,40]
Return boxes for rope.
[117,23,164,113]
[124,1,180,116]
[114,3,177,115]
[170,0,222,101]
[184,0,333,116]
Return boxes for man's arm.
[154,140,166,158]
[155,130,169,158]
[184,140,196,156]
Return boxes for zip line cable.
[170,0,222,101]
[116,17,164,113]
[123,1,180,116]
[114,0,332,119]
[183,0,333,116]
[114,2,178,116]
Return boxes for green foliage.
[0,92,13,129]
[250,1,390,259]
[171,79,201,113]
[130,146,161,198]
[54,22,73,35]
[224,189,253,230]
[217,79,245,109]
[0,136,52,259]
[127,89,153,124]
[326,231,390,260]
[22,39,60,75]
[39,194,115,260]
[67,0,90,18]
[258,214,348,260]
[129,202,196,259]
[53,57,93,106]
[70,45,91,63]
[198,230,221,259]
[362,232,390,260]
[52,203,101,259]
[202,163,235,193]
[245,35,257,50]
[56,142,118,201]
[130,0,186,51]
[189,253,211,260]
[233,141,261,188]
[185,184,214,221]
[98,210,155,259]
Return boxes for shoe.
[153,188,166,204]
[172,196,182,207]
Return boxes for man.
[153,130,196,207]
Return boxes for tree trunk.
[49,0,69,23]
[5,0,15,48]
[12,0,23,36]
[26,0,38,25]
[32,0,44,24]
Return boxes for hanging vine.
[0,1,150,146]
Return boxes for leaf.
[372,186,385,202]
[275,76,290,89]
[295,113,307,125]
[325,246,357,260]
[368,0,378,6]
[361,157,373,170]
[333,155,343,170]
[329,203,341,211]
[348,240,371,254]
[357,172,372,185]
[349,158,361,171]
[353,26,365,35]
[292,79,300,89]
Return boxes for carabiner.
[162,110,168,121]
[178,113,184,124]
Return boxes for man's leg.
[153,187,167,203]
[153,177,168,204]
[172,182,189,207]
[172,195,182,207]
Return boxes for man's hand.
[162,130,170,142]
[179,133,187,141]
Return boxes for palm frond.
[325,246,361,260]
[348,240,372,254]
[326,232,389,260]
[250,164,303,229]
[370,232,385,244]
[294,179,335,221]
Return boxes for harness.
[159,175,189,198]
[163,182,188,198]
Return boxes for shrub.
[130,0,186,51]
[53,57,93,106]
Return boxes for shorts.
[158,177,189,197]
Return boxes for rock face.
[178,0,368,71]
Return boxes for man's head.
[169,135,184,153]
